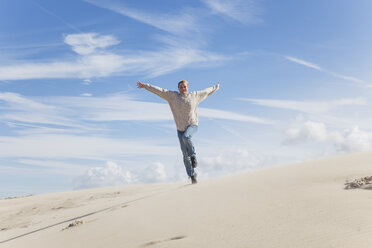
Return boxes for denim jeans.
[177,125,198,177]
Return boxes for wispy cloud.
[201,0,262,24]
[121,46,229,78]
[239,97,366,114]
[81,93,92,97]
[0,92,272,162]
[30,0,82,33]
[0,33,228,80]
[0,92,54,111]
[1,92,270,131]
[330,72,367,84]
[18,159,87,173]
[285,56,323,71]
[0,90,276,188]
[44,94,271,126]
[83,0,200,36]
[0,134,176,160]
[2,0,246,81]
[285,55,369,85]
[0,92,82,129]
[198,107,273,124]
[51,94,173,122]
[0,54,124,80]
[50,94,271,124]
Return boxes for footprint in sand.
[140,236,187,247]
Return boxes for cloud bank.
[73,161,170,189]
[284,118,372,153]
[74,148,273,190]
[199,148,270,178]
[74,161,134,189]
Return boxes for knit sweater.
[143,83,219,131]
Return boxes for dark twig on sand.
[345,176,372,189]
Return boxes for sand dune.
[1,152,372,247]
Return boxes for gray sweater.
[143,83,219,131]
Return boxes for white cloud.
[74,161,134,189]
[138,162,167,183]
[284,117,372,153]
[74,161,169,189]
[199,148,269,178]
[74,148,273,190]
[285,120,328,144]
[83,79,92,85]
[201,0,261,24]
[334,126,372,153]
[64,33,120,55]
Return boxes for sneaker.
[191,156,198,168]
[191,174,198,184]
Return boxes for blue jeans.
[177,125,198,177]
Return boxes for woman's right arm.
[137,81,172,101]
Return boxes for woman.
[137,80,219,184]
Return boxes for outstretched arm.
[137,81,145,88]
[196,82,220,103]
[137,81,172,101]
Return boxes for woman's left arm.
[195,82,220,103]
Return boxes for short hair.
[178,80,189,87]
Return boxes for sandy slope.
[1,152,372,248]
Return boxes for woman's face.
[178,82,188,95]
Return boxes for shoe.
[191,174,198,184]
[191,156,198,168]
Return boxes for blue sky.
[1,0,372,197]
